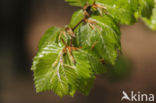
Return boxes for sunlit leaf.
[32,42,95,96]
[75,15,120,64]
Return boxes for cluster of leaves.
[31,0,156,97]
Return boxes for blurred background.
[0,0,156,103]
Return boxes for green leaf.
[65,0,94,7]
[73,50,95,95]
[86,49,107,74]
[75,15,120,64]
[142,3,156,30]
[32,43,73,97]
[138,0,154,19]
[31,42,95,97]
[69,10,84,28]
[38,27,60,50]
[96,0,139,24]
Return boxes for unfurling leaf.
[96,0,139,24]
[38,27,60,49]
[32,42,95,96]
[75,15,120,64]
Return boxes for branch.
[72,19,84,31]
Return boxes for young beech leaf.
[65,0,94,7]
[31,42,95,97]
[69,10,84,28]
[96,0,139,24]
[137,0,154,19]
[75,15,120,64]
[86,49,107,74]
[72,50,95,95]
[142,3,156,30]
[38,27,60,50]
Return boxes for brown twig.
[72,19,85,31]
[91,42,97,50]
[60,37,67,46]
[100,59,105,64]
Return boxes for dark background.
[0,0,156,103]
